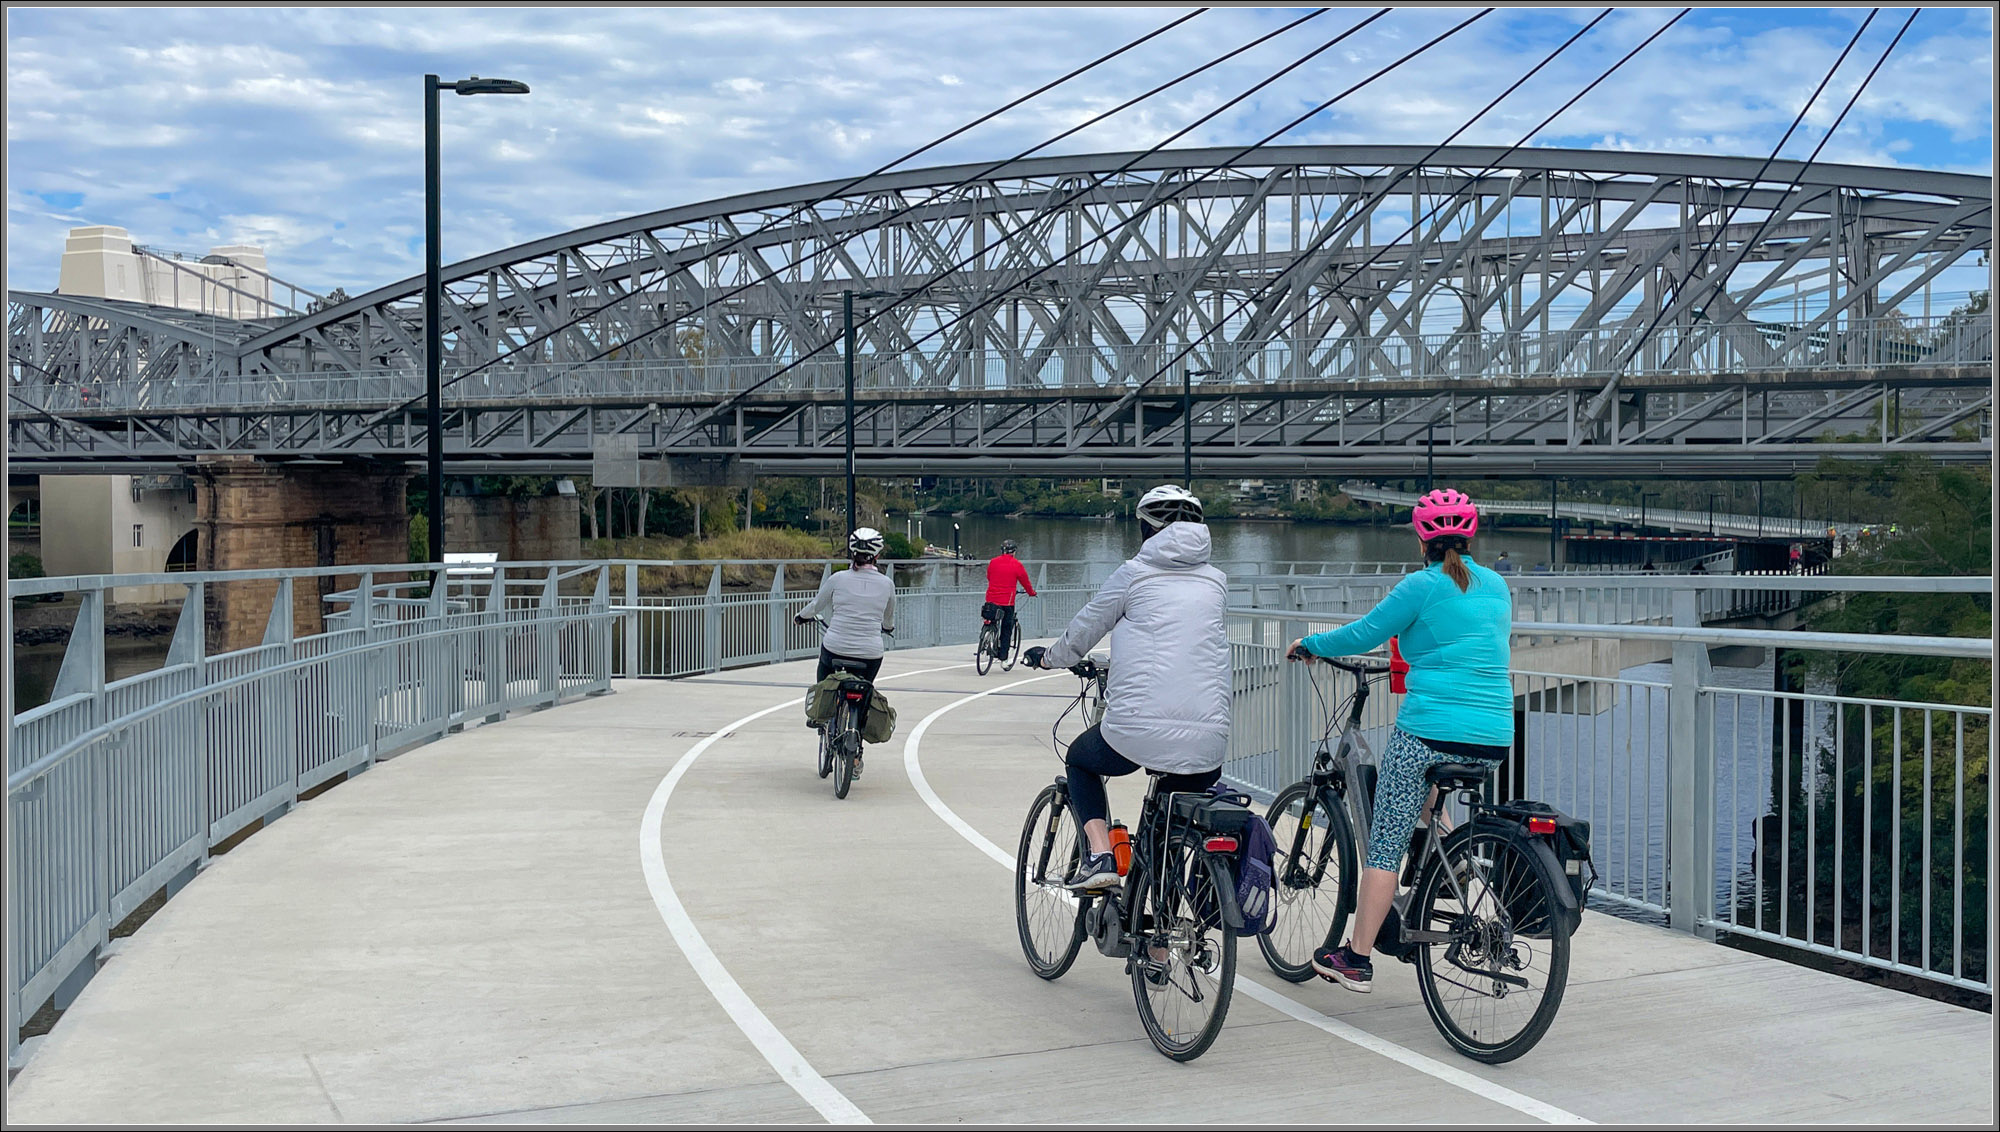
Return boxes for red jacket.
[985,554,1037,605]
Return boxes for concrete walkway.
[6,645,1992,1124]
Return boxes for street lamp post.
[1640,491,1659,564]
[425,73,529,566]
[842,288,896,537]
[1185,369,1218,486]
[1426,421,1440,492]
[1709,493,1721,537]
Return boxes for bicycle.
[975,602,1022,675]
[1013,657,1244,1062]
[1262,647,1587,1064]
[802,616,885,800]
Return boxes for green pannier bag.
[804,675,844,724]
[861,689,897,745]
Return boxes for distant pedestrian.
[1641,560,1658,573]
[1494,551,1514,574]
[1789,543,1803,573]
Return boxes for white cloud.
[4,6,1989,294]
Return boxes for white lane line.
[900,678,1594,1127]
[639,661,970,1126]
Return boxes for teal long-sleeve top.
[1299,559,1515,746]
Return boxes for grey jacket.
[800,564,895,659]
[1043,523,1231,774]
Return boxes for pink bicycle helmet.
[1412,488,1479,540]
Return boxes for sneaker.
[1064,852,1120,891]
[852,755,863,780]
[1311,943,1374,992]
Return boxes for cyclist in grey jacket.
[1026,485,1231,890]
[797,527,896,680]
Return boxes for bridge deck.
[6,646,1990,1125]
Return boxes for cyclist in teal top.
[1287,487,1513,992]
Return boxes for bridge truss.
[8,145,1990,477]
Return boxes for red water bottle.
[1108,822,1132,876]
[1388,637,1409,695]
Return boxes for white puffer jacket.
[1042,522,1231,774]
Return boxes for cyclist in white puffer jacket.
[1026,485,1231,890]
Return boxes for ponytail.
[1442,547,1471,592]
[1424,535,1473,592]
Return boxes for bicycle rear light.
[1203,836,1239,853]
[1527,816,1557,835]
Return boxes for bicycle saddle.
[1425,762,1493,789]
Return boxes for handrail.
[1233,605,1995,660]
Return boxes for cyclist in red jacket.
[983,539,1037,662]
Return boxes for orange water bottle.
[1108,822,1132,876]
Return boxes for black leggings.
[1063,724,1220,827]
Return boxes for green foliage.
[881,531,926,560]
[407,514,429,564]
[8,551,44,580]
[1750,454,1993,984]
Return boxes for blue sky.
[5,6,1991,294]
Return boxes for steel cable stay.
[417,7,1335,411]
[511,6,1374,413]
[331,6,1213,423]
[1064,6,1691,452]
[1581,8,1915,427]
[654,7,1491,443]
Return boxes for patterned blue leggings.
[1366,728,1500,872]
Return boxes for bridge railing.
[14,315,1989,414]
[1224,591,1992,999]
[8,561,1989,1065]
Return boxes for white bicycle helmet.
[848,527,885,559]
[1136,484,1203,537]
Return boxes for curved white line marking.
[640,661,968,1126]
[901,678,1594,1127]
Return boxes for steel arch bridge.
[7,145,1991,478]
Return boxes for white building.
[57,225,278,318]
[40,226,281,601]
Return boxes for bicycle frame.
[1289,657,1500,955]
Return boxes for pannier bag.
[804,675,844,724]
[861,688,897,745]
[1175,784,1278,937]
[1480,799,1592,938]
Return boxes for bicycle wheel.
[975,627,995,675]
[1130,835,1237,1061]
[817,724,833,779]
[1258,782,1354,982]
[1411,824,1570,1064]
[831,707,856,800]
[1014,784,1088,979]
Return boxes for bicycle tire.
[999,628,1017,671]
[831,706,856,799]
[976,627,995,675]
[1014,784,1088,979]
[1411,823,1570,1064]
[1130,834,1237,1061]
[817,725,833,779]
[1258,782,1354,982]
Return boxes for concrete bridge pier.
[190,457,410,652]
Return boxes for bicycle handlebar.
[1288,645,1391,676]
[795,614,892,636]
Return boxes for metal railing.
[8,558,1988,1069]
[6,563,621,1068]
[1341,482,1868,541]
[15,314,1989,414]
[1222,586,1991,997]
